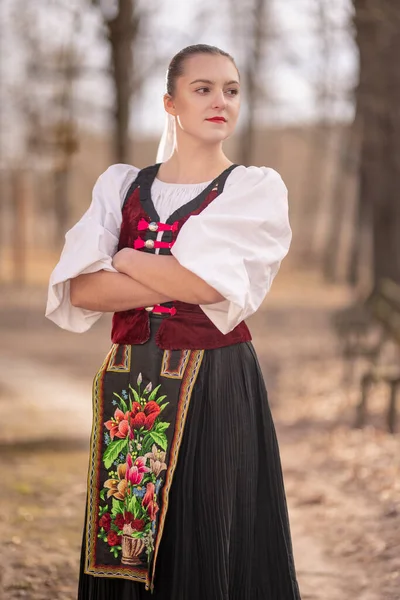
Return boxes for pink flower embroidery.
[145,444,167,477]
[125,453,150,485]
[105,409,131,440]
[142,482,159,521]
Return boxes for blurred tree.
[3,1,82,272]
[92,0,139,163]
[229,0,272,166]
[22,6,81,245]
[323,118,360,284]
[51,42,81,244]
[297,0,355,273]
[353,0,400,285]
[310,0,344,270]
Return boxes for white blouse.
[45,163,292,335]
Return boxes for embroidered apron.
[84,316,204,591]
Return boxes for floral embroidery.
[105,408,131,440]
[98,374,170,564]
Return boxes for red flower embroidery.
[132,518,145,531]
[107,530,121,547]
[114,513,125,530]
[130,401,160,431]
[99,513,111,532]
[124,511,134,525]
[105,409,131,440]
[142,482,159,521]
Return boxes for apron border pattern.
[106,344,132,373]
[160,348,191,379]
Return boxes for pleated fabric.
[78,342,301,600]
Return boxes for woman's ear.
[163,93,176,117]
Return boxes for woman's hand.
[112,247,136,274]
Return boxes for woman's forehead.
[181,54,239,81]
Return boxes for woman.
[46,44,301,600]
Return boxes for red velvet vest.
[111,163,252,350]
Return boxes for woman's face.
[165,53,240,145]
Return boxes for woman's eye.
[195,87,239,96]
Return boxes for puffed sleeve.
[45,163,139,332]
[171,165,292,334]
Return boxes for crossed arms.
[70,248,223,312]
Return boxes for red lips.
[206,117,227,123]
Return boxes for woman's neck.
[157,138,233,184]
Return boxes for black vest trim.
[122,163,239,221]
[165,164,238,224]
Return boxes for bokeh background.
[0,1,399,598]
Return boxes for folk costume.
[46,162,301,600]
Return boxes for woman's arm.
[70,270,173,312]
[112,249,224,305]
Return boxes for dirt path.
[1,272,399,599]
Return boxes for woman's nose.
[211,89,227,109]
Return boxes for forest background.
[0,1,399,599]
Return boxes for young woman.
[46,44,301,600]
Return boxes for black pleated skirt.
[78,340,301,600]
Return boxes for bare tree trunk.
[379,5,400,284]
[11,169,28,286]
[106,0,139,163]
[347,3,375,287]
[323,122,359,282]
[52,42,79,244]
[347,118,368,286]
[239,0,269,166]
[302,0,336,264]
[353,1,400,285]
[229,0,271,166]
[53,164,71,245]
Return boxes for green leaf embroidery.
[149,431,168,451]
[155,394,167,406]
[148,384,161,402]
[129,385,141,404]
[103,438,128,469]
[142,436,155,456]
[127,493,142,518]
[99,489,107,502]
[154,421,170,434]
[159,402,169,412]
[113,392,128,413]
[111,497,124,517]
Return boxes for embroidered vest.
[111,164,252,350]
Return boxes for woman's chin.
[200,132,231,145]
